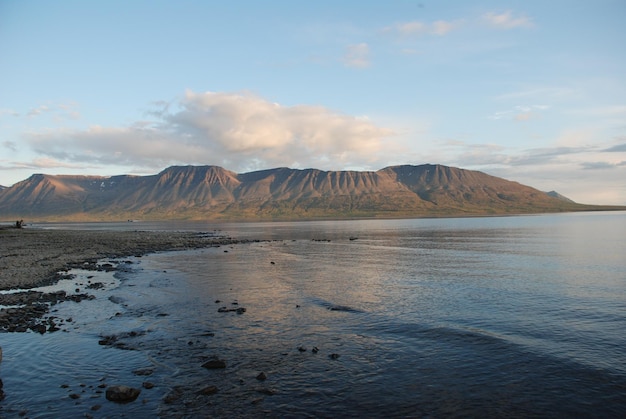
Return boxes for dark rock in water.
[198,385,218,395]
[99,335,117,346]
[69,393,80,399]
[298,346,307,352]
[202,359,226,369]
[99,263,115,271]
[91,404,102,411]
[30,324,46,334]
[105,385,141,403]
[218,306,247,314]
[312,347,319,353]
[329,305,352,312]
[163,387,184,404]
[142,382,154,389]
[98,330,146,350]
[257,388,277,395]
[133,368,154,376]
[329,353,340,359]
[108,295,124,304]
[256,372,267,381]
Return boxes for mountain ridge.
[0,164,622,221]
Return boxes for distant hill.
[546,190,575,203]
[0,164,622,221]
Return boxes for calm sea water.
[1,212,625,418]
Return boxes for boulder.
[105,385,141,403]
[202,359,226,369]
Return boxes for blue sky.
[1,0,625,204]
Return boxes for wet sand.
[0,227,236,290]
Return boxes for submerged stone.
[202,359,226,369]
[105,385,141,403]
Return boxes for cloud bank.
[25,90,397,173]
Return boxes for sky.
[1,0,625,205]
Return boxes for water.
[1,212,625,418]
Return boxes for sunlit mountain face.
[0,164,619,221]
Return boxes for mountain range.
[0,164,621,221]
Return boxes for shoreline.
[0,227,242,290]
[0,227,249,334]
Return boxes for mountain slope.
[0,164,618,221]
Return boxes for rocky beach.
[0,226,245,337]
[0,225,252,413]
[0,226,252,334]
[0,226,247,333]
[0,226,241,291]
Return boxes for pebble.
[198,385,219,395]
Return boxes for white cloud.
[483,11,534,29]
[0,108,19,117]
[387,19,461,36]
[25,90,398,173]
[489,105,549,121]
[395,21,427,35]
[386,11,532,38]
[342,43,370,68]
[0,157,92,172]
[23,102,81,120]
[494,86,576,101]
[431,20,458,36]
[27,105,51,117]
